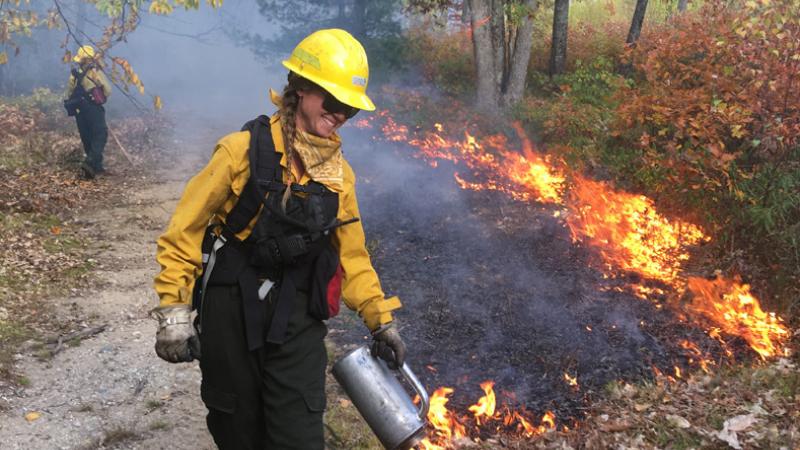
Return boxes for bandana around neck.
[292,128,344,192]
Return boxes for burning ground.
[327,112,796,448]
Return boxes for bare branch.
[52,0,147,112]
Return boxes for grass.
[145,399,164,411]
[75,403,93,413]
[651,417,705,449]
[16,375,31,387]
[100,426,140,447]
[0,320,31,380]
[547,358,800,449]
[148,420,170,431]
[324,401,382,450]
[323,340,382,450]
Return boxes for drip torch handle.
[400,363,430,421]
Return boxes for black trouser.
[75,102,108,173]
[199,284,327,449]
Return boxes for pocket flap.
[303,390,326,413]
[201,384,237,414]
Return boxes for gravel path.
[0,133,214,449]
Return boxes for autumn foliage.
[609,0,800,307]
[617,0,800,176]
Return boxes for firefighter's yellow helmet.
[73,45,96,63]
[282,29,375,111]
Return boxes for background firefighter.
[152,29,407,449]
[64,45,112,179]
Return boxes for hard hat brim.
[282,60,376,112]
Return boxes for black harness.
[195,115,355,350]
[64,66,91,116]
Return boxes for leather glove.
[151,305,200,363]
[371,323,406,370]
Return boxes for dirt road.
[0,128,215,449]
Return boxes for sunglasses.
[322,92,359,119]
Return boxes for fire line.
[352,112,790,448]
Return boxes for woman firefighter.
[152,29,406,448]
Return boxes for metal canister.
[332,346,430,450]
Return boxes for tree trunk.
[0,64,6,96]
[352,0,367,40]
[469,0,538,112]
[502,0,537,107]
[549,0,569,76]
[626,0,649,45]
[469,0,501,111]
[677,0,688,12]
[462,0,470,25]
[489,0,506,93]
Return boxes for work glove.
[151,304,200,363]
[371,323,406,370]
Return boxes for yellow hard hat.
[73,45,96,63]
[282,29,375,111]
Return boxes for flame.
[686,276,789,359]
[386,121,566,203]
[418,382,557,448]
[566,175,707,284]
[425,387,467,443]
[468,381,497,424]
[679,339,715,373]
[564,372,579,388]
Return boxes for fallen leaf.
[24,411,41,422]
[725,414,757,432]
[666,414,691,428]
[715,414,758,449]
[634,403,651,412]
[600,420,633,432]
[716,428,741,449]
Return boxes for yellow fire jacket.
[66,65,112,99]
[154,114,402,331]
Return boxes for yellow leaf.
[0,51,6,65]
[153,95,163,110]
[138,85,145,95]
[25,411,41,422]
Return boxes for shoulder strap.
[225,115,283,235]
[70,66,90,98]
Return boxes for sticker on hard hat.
[294,48,321,70]
[352,76,367,87]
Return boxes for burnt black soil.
[328,128,741,425]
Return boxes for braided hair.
[279,72,316,210]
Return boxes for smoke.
[2,1,288,139]
[335,96,675,417]
[113,1,283,130]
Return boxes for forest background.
[2,0,798,314]
[0,0,798,448]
